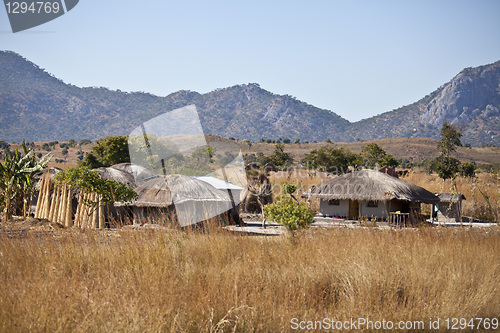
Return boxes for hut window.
[328,199,340,206]
[367,200,378,207]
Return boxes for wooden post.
[49,186,58,223]
[37,173,47,219]
[74,189,82,228]
[34,173,45,218]
[78,190,87,228]
[81,192,90,229]
[98,196,105,229]
[47,184,55,222]
[59,183,67,225]
[92,193,99,229]
[66,186,73,227]
[55,186,63,224]
[41,176,51,219]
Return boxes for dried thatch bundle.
[303,169,439,204]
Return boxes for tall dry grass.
[402,171,499,222]
[0,227,499,332]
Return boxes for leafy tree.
[0,141,51,220]
[361,143,398,168]
[423,157,439,175]
[0,140,10,150]
[68,139,77,147]
[435,122,463,182]
[263,196,315,236]
[361,143,386,167]
[256,154,272,166]
[79,139,92,146]
[269,143,291,168]
[81,136,130,169]
[293,139,300,144]
[435,156,460,181]
[438,122,462,156]
[379,154,399,168]
[459,162,476,178]
[55,166,137,214]
[283,138,291,144]
[302,146,360,174]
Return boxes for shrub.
[263,195,315,234]
[459,162,476,178]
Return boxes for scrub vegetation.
[0,227,498,332]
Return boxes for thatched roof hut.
[302,169,438,221]
[302,169,438,204]
[133,175,232,207]
[130,175,233,227]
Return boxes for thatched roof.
[109,163,159,186]
[131,174,232,208]
[302,169,439,204]
[93,163,161,189]
[93,167,138,189]
[436,192,466,202]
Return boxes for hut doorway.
[349,200,359,220]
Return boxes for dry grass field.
[402,171,499,222]
[0,227,499,332]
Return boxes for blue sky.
[1,0,499,122]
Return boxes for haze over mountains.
[0,51,499,146]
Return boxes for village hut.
[302,169,439,222]
[130,174,234,227]
[435,192,466,222]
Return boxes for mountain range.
[0,51,499,146]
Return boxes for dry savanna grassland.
[0,227,499,332]
[1,137,499,332]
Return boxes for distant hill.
[0,51,499,146]
[344,61,500,146]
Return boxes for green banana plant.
[0,140,51,221]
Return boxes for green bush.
[263,196,315,234]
